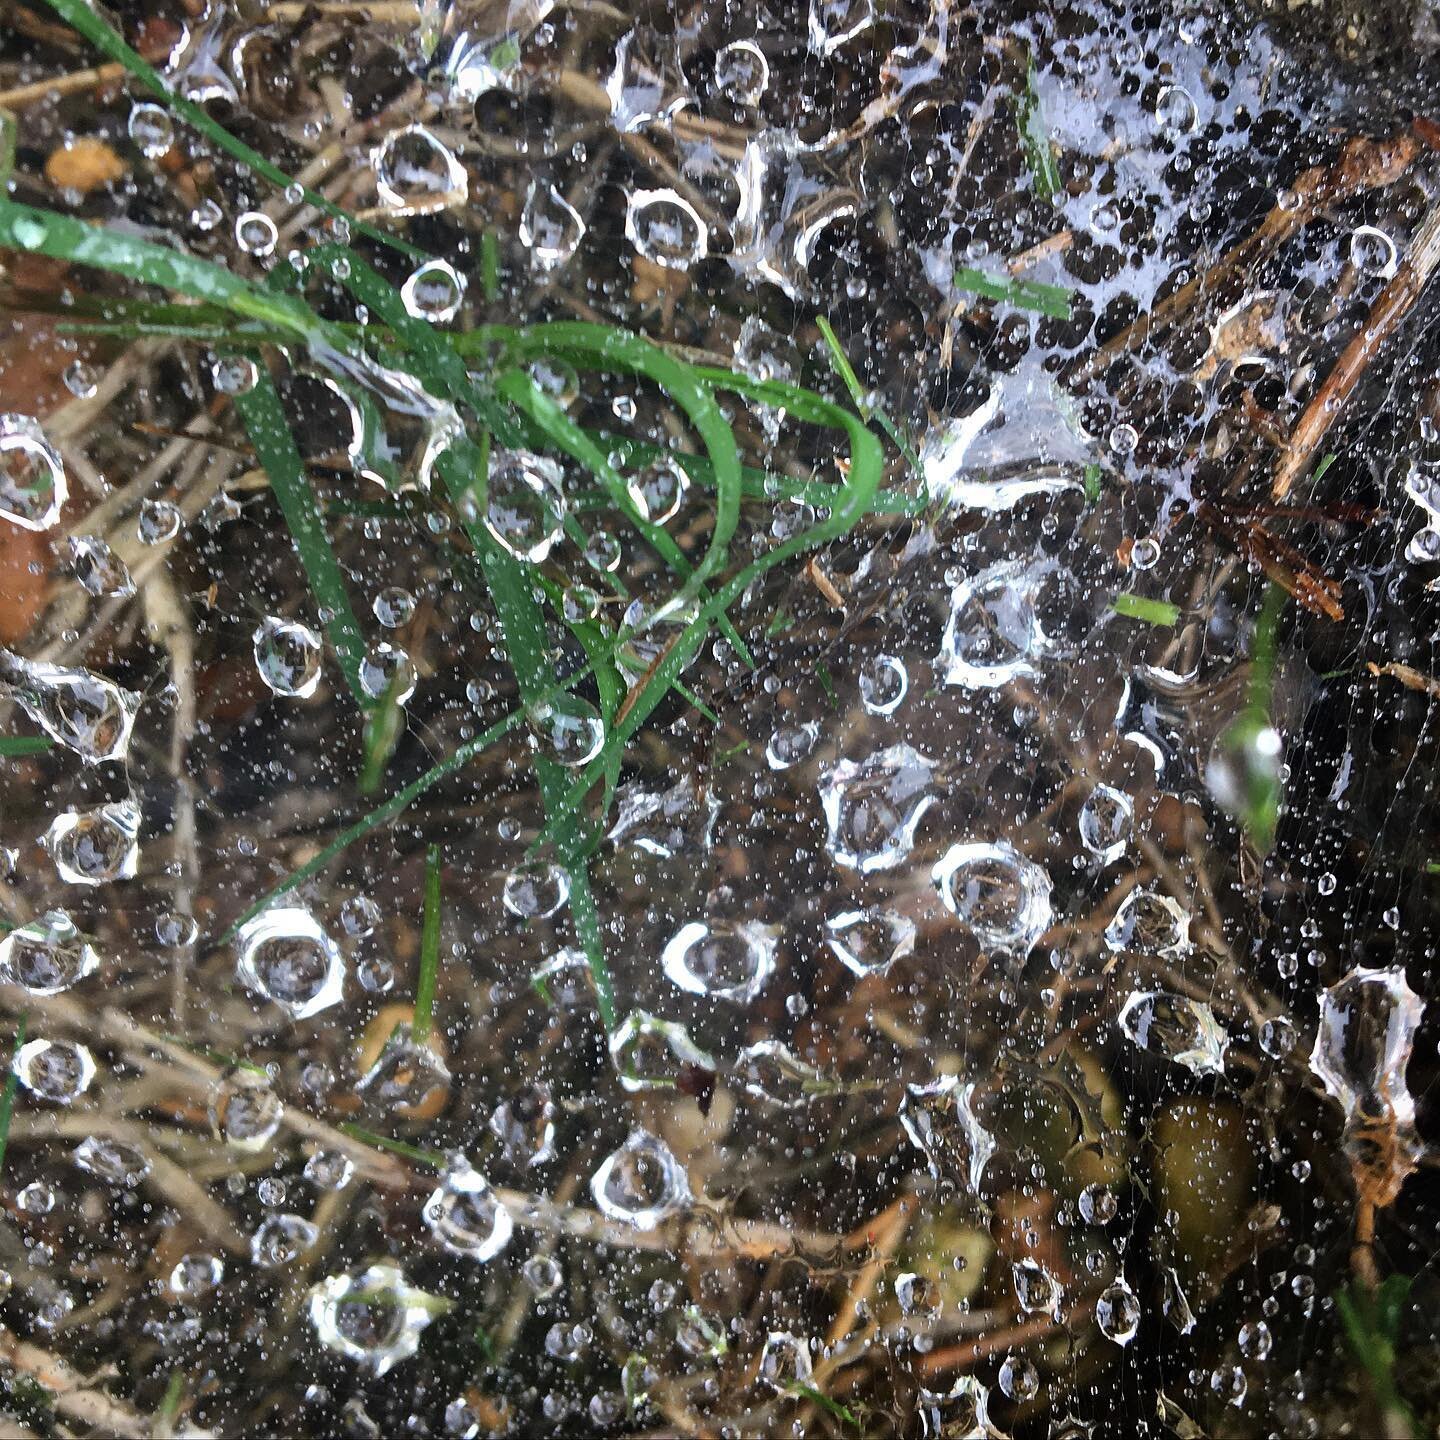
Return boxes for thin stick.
[0,62,126,109]
[1271,197,1440,499]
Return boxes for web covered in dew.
[0,0,1436,1435]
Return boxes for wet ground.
[0,0,1439,1436]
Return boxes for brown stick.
[0,63,127,109]
[1272,197,1440,499]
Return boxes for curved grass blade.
[815,314,922,473]
[412,846,442,1046]
[233,366,372,709]
[36,0,424,262]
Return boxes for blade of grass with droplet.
[815,314,922,474]
[233,366,373,709]
[411,846,442,1046]
[1017,51,1063,202]
[954,264,1073,320]
[36,0,424,262]
[1111,593,1180,626]
[0,1011,28,1179]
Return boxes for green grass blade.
[955,265,1073,320]
[0,1012,28,1178]
[36,0,423,262]
[412,846,442,1046]
[233,366,372,709]
[815,315,921,474]
[1111,593,1180,626]
[1018,52,1063,202]
[0,737,51,757]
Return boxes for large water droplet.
[0,911,100,993]
[808,0,874,55]
[44,799,140,885]
[309,1263,444,1374]
[1118,990,1228,1075]
[74,1136,150,1187]
[938,560,1041,690]
[899,1076,996,1193]
[252,1214,320,1268]
[401,259,466,323]
[519,180,586,271]
[607,775,719,858]
[529,693,604,768]
[932,841,1053,957]
[16,1037,97,1102]
[1103,888,1191,958]
[610,1012,717,1093]
[480,449,565,562]
[373,124,467,213]
[818,743,936,873]
[253,618,322,698]
[0,650,140,764]
[661,919,778,1003]
[590,1129,691,1229]
[209,1068,284,1150]
[0,414,67,531]
[1078,784,1133,865]
[68,536,134,598]
[234,908,345,1019]
[823,907,916,978]
[625,189,707,270]
[1096,1279,1141,1344]
[1013,1257,1064,1319]
[422,1158,513,1260]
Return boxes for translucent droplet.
[522,1254,563,1297]
[933,840,1053,957]
[355,1022,451,1120]
[584,529,622,573]
[1310,965,1424,1202]
[0,414,67,531]
[1096,1279,1140,1344]
[63,361,98,400]
[359,642,417,706]
[1079,785,1133,864]
[422,1158,513,1260]
[918,1376,992,1440]
[1104,888,1191,957]
[0,911,100,994]
[127,101,174,158]
[808,0,874,55]
[0,650,140,764]
[590,1129,691,1229]
[235,210,278,258]
[68,535,134,598]
[899,1076,996,1193]
[519,180,586,272]
[489,1082,557,1168]
[371,588,415,629]
[609,1012,717,1093]
[1013,1257,1064,1320]
[209,1068,284,1150]
[529,693,604,768]
[1211,1365,1247,1408]
[765,720,819,770]
[625,189,707,270]
[714,40,769,106]
[1239,1319,1272,1359]
[481,449,565,563]
[372,124,467,213]
[211,355,257,396]
[502,860,570,920]
[823,907,916,978]
[661,919,778,1003]
[998,1353,1038,1401]
[155,910,198,948]
[17,1180,55,1214]
[627,455,689,524]
[859,654,908,715]
[608,775,719,859]
[733,1040,824,1108]
[251,1214,319,1268]
[309,1263,445,1374]
[759,1331,812,1390]
[138,498,182,544]
[818,743,936,873]
[169,1253,223,1298]
[44,798,140,885]
[1154,83,1198,133]
[1078,1183,1117,1225]
[401,259,466,324]
[305,1150,355,1190]
[939,560,1041,689]
[234,908,345,1020]
[73,1136,150,1187]
[1349,224,1398,280]
[1118,990,1228,1075]
[16,1037,97,1102]
[253,617,322,699]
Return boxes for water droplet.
[0,415,66,531]
[608,775,719,858]
[502,860,570,920]
[808,0,874,55]
[584,529,622,573]
[309,1263,444,1373]
[209,1068,284,1150]
[899,1076,996,1193]
[610,1012,717,1093]
[235,210,278,258]
[73,1135,150,1187]
[933,841,1053,957]
[1118,990,1228,1075]
[1349,224,1398,280]
[1013,1257,1064,1319]
[251,1214,319,1267]
[373,124,467,213]
[1239,1319,1272,1359]
[44,798,140,885]
[127,102,174,158]
[918,1376,992,1440]
[480,449,565,563]
[0,650,140,764]
[823,906,916,978]
[359,642,417,705]
[733,1039,824,1108]
[1079,784,1133,864]
[422,1157,513,1260]
[1310,965,1424,1202]
[1154,83,1198,133]
[529,693,604,768]
[1104,888,1191,957]
[1078,1183,1118,1225]
[401,259,466,323]
[939,560,1042,689]
[169,1253,223,1298]
[522,1254,563,1298]
[714,40,769,106]
[625,189,707,270]
[998,1353,1039,1401]
[234,908,345,1020]
[519,180,585,271]
[63,360,97,399]
[253,618,322,698]
[16,1037,97,1101]
[759,1331,813,1389]
[489,1082,557,1167]
[859,653,908,715]
[138,498,182,544]
[355,1022,451,1120]
[661,919,778,1003]
[17,1180,55,1214]
[590,1129,691,1229]
[1096,1279,1141,1344]
[765,719,819,770]
[1210,1365,1247,1408]
[210,354,258,396]
[305,1150,355,1190]
[68,535,134,598]
[372,588,415,629]
[818,742,936,873]
[0,911,100,993]
[627,455,689,524]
